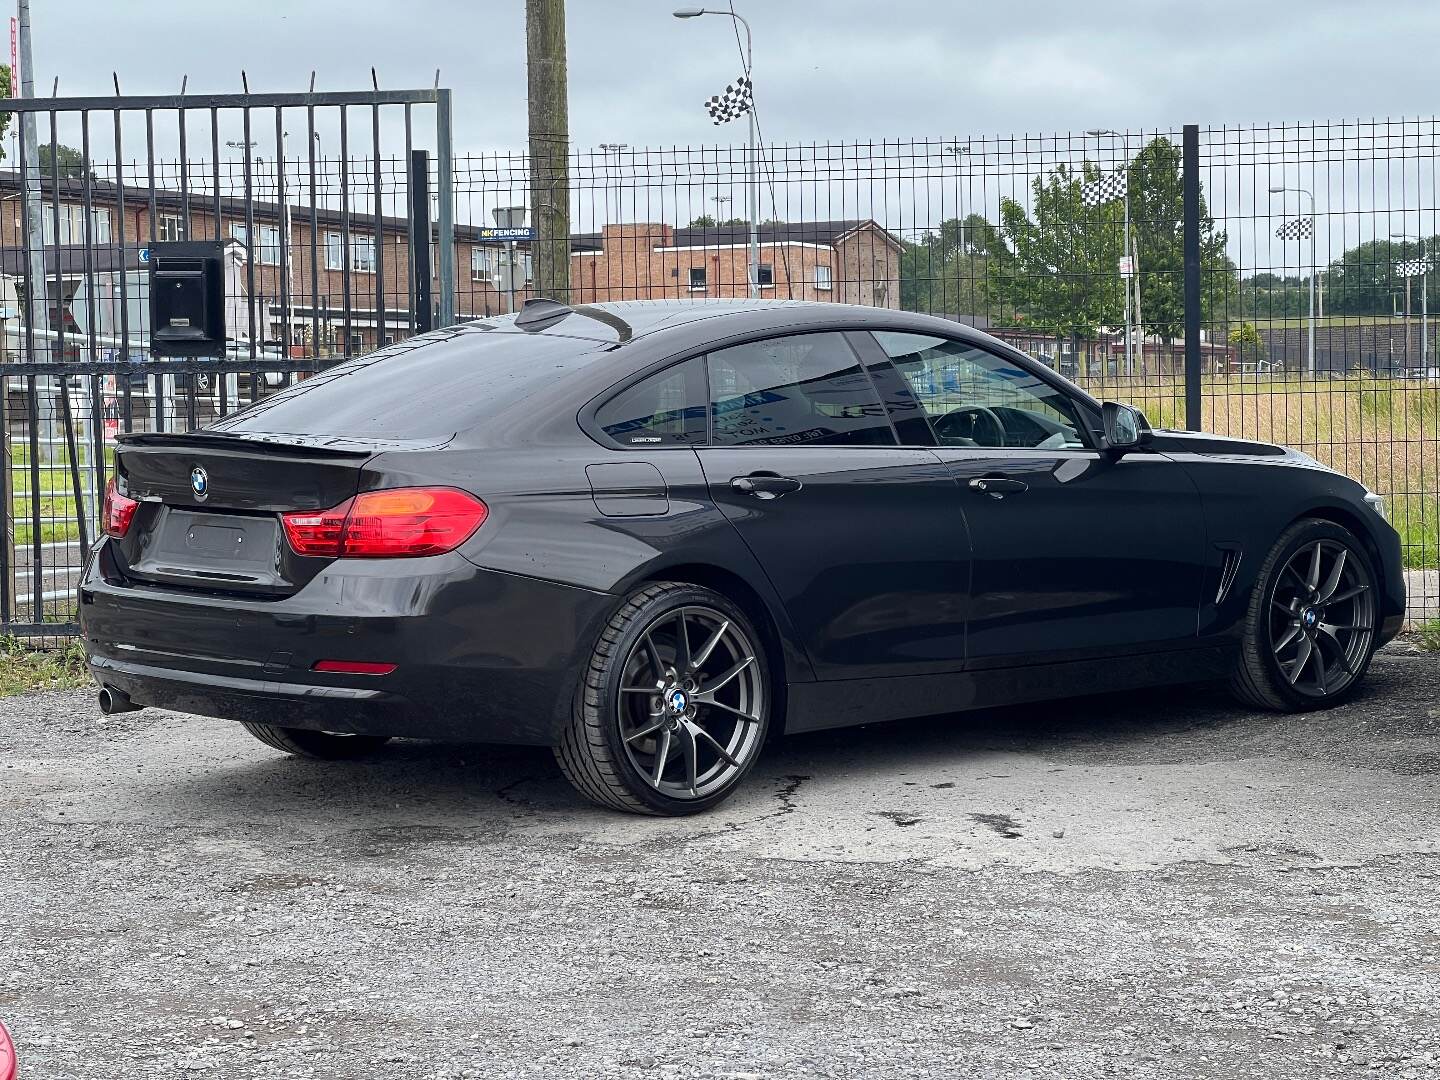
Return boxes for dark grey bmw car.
[80,299,1406,814]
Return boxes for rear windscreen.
[209,330,605,441]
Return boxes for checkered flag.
[704,75,753,125]
[1275,217,1313,240]
[1080,169,1127,208]
[1396,258,1430,277]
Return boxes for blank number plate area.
[145,509,277,578]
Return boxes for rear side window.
[707,332,896,447]
[595,358,707,446]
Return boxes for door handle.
[967,476,1028,495]
[731,474,803,499]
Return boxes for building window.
[688,266,707,290]
[324,231,375,273]
[156,213,183,242]
[471,246,496,282]
[521,252,534,285]
[757,263,774,287]
[41,205,110,245]
[815,264,833,291]
[230,223,281,266]
[350,235,376,274]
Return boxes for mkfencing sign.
[478,227,535,242]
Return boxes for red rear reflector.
[103,477,139,538]
[312,660,397,675]
[281,487,487,559]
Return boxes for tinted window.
[209,329,605,441]
[708,332,896,447]
[874,332,1086,450]
[595,358,706,446]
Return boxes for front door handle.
[731,474,803,499]
[967,476,1028,495]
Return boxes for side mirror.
[1102,401,1152,452]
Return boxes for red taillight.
[281,487,487,559]
[103,477,139,538]
[312,659,397,675]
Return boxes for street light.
[1088,128,1135,375]
[674,6,759,298]
[1391,231,1429,374]
[1269,184,1317,376]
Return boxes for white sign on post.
[1119,255,1134,278]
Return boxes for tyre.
[242,723,392,760]
[1229,518,1379,711]
[555,581,773,815]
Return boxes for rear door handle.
[731,474,803,499]
[967,476,1028,495]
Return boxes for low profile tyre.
[241,723,392,760]
[555,582,772,816]
[1230,518,1379,711]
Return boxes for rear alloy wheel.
[242,723,392,760]
[1230,518,1378,710]
[555,582,771,815]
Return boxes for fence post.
[435,89,456,329]
[410,149,434,333]
[1182,123,1203,431]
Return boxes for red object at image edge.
[0,1019,17,1080]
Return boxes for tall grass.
[1078,375,1440,568]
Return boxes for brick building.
[0,172,902,355]
[566,220,903,308]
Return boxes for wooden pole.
[526,0,571,302]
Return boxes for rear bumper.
[79,538,615,745]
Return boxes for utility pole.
[17,0,45,366]
[526,0,570,302]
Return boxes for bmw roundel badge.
[190,465,209,501]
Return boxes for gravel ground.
[2,649,1438,1079]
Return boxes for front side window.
[708,332,896,447]
[324,231,345,270]
[873,331,1085,450]
[688,266,707,289]
[815,264,833,290]
[232,223,281,265]
[595,358,706,446]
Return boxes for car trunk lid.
[110,431,415,597]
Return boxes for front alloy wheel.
[555,582,772,815]
[1267,538,1375,697]
[1231,518,1379,710]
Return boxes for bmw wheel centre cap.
[190,465,209,501]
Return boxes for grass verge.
[0,637,91,696]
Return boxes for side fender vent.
[1215,546,1243,604]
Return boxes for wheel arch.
[1289,502,1386,581]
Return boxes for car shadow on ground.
[134,658,1433,832]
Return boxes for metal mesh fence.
[2,110,1437,638]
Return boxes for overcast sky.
[28,0,1440,153]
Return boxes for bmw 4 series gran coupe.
[80,300,1406,815]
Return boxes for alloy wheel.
[1268,538,1375,698]
[617,605,766,800]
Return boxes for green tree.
[990,136,1233,340]
[1228,321,1266,366]
[38,143,93,179]
[1325,236,1438,316]
[1127,136,1232,341]
[900,213,1006,316]
[0,66,12,159]
[686,214,747,228]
